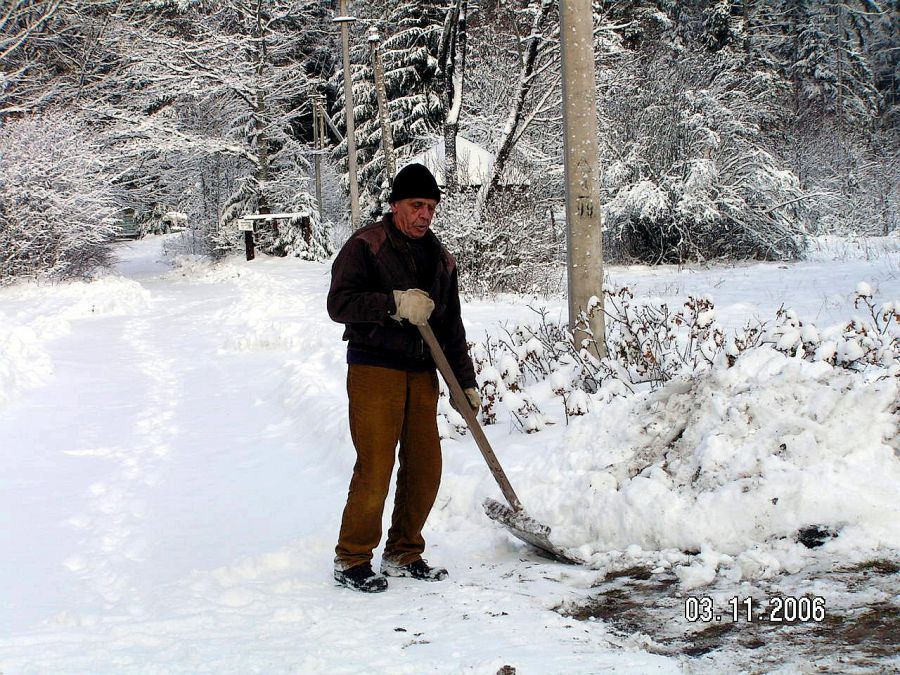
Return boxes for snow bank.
[806,235,900,262]
[0,318,53,407]
[0,277,150,407]
[524,346,899,587]
[163,254,242,282]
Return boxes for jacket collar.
[382,213,440,254]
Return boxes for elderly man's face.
[391,198,438,239]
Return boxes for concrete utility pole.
[559,0,605,357]
[335,0,360,228]
[368,27,396,185]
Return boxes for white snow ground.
[0,234,897,674]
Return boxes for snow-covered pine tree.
[867,3,900,128]
[330,0,446,219]
[750,0,881,129]
[745,0,896,236]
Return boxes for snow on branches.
[766,286,899,372]
[0,114,118,282]
[599,42,809,264]
[445,284,898,440]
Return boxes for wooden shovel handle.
[418,322,523,512]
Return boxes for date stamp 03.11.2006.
[684,595,827,624]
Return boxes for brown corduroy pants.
[334,364,442,571]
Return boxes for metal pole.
[368,27,396,185]
[335,2,360,228]
[311,95,319,209]
[311,94,324,217]
[559,0,605,358]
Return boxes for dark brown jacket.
[327,215,476,389]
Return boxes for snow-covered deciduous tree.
[398,0,568,292]
[474,0,560,214]
[599,42,808,263]
[0,114,118,282]
[1,1,93,115]
[100,0,334,259]
[435,194,562,294]
[437,0,469,196]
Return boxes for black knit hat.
[388,163,442,203]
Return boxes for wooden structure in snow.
[238,212,310,261]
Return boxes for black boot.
[334,562,388,593]
[381,558,448,581]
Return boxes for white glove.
[463,387,481,412]
[392,288,435,325]
[451,387,481,413]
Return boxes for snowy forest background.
[1,0,898,291]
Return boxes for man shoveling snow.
[327,163,480,592]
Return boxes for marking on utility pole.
[576,158,591,192]
[577,196,595,218]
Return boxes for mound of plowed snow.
[525,346,899,587]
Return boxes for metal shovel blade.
[483,498,583,564]
[417,322,582,564]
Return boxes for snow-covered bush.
[0,115,118,283]
[435,194,563,295]
[765,285,899,372]
[599,46,808,263]
[467,284,898,436]
[490,288,762,400]
[478,363,502,426]
[437,388,468,440]
[462,333,549,433]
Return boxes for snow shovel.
[418,322,581,564]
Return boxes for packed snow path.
[1,235,897,673]
[0,239,677,673]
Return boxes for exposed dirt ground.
[556,557,900,673]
